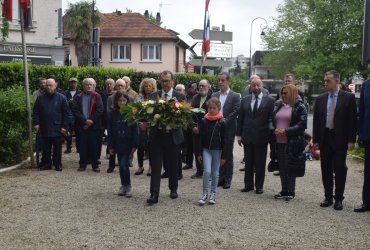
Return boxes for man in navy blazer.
[146,70,186,205]
[313,70,357,210]
[354,78,370,212]
[237,78,275,194]
[212,72,240,189]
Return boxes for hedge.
[0,62,246,94]
[0,85,30,165]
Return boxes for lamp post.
[249,17,268,78]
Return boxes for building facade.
[0,0,64,65]
[65,11,189,73]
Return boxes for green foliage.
[64,1,100,66]
[0,85,30,165]
[0,62,245,95]
[349,143,365,159]
[1,17,10,41]
[263,0,367,82]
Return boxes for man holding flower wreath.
[146,70,186,205]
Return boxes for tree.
[64,1,100,66]
[263,0,367,82]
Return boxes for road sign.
[189,59,232,67]
[189,29,233,41]
[191,42,232,58]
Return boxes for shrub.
[0,85,31,165]
[0,62,246,94]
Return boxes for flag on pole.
[202,0,211,62]
[2,0,13,21]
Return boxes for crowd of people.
[31,69,370,212]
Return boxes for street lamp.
[249,17,268,78]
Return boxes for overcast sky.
[62,0,284,58]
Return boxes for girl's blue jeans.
[202,148,221,194]
[117,153,131,186]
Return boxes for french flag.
[202,0,211,62]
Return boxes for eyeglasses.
[281,92,288,95]
[199,85,208,88]
[161,79,171,84]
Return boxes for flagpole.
[20,8,35,168]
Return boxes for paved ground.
[0,142,369,249]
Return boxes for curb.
[0,156,31,174]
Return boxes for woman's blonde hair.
[280,84,298,106]
[139,78,157,97]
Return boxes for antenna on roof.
[159,2,171,14]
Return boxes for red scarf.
[204,112,223,121]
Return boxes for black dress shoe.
[39,165,52,171]
[239,168,245,171]
[147,195,158,204]
[64,148,71,154]
[161,172,168,178]
[320,198,334,207]
[334,200,343,210]
[256,189,264,194]
[217,181,225,187]
[223,182,231,189]
[107,167,114,173]
[354,204,370,212]
[177,175,183,180]
[170,192,178,199]
[241,187,254,192]
[55,165,62,171]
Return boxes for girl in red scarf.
[196,98,227,205]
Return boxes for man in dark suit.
[313,70,357,210]
[212,72,240,189]
[146,70,186,205]
[32,78,70,171]
[72,78,104,173]
[354,78,370,212]
[64,77,81,154]
[190,79,212,179]
[237,78,275,194]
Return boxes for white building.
[0,0,64,65]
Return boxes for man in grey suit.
[146,70,186,204]
[237,78,275,194]
[212,72,241,189]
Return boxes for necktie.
[328,93,335,129]
[164,93,168,101]
[253,95,258,115]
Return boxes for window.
[11,0,33,27]
[142,44,161,61]
[112,44,131,61]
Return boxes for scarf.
[204,112,223,121]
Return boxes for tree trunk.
[74,41,90,66]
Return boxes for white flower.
[154,114,161,119]
[146,107,154,114]
[158,99,165,104]
[148,100,155,104]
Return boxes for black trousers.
[219,138,235,184]
[41,136,62,167]
[320,129,348,200]
[150,131,179,196]
[243,143,268,190]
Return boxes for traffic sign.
[189,29,233,41]
[189,59,232,67]
[191,42,232,58]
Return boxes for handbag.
[287,135,306,177]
